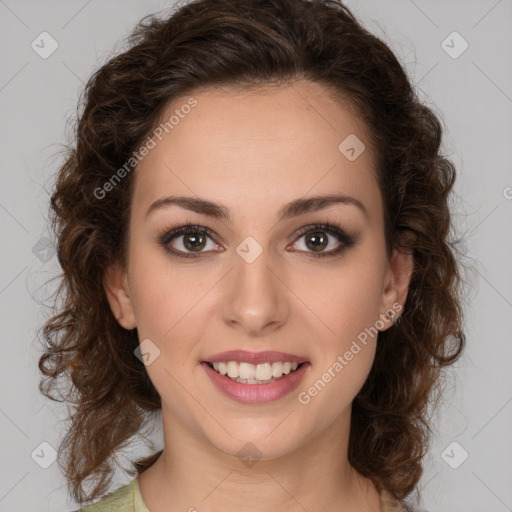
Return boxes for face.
[104,80,412,462]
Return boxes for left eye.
[290,223,355,258]
[293,229,342,254]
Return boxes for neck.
[138,407,380,512]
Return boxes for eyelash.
[158,221,356,260]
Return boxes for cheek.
[295,256,382,421]
[128,243,183,339]
[290,239,386,411]
[296,249,386,342]
[128,243,216,366]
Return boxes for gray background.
[0,0,511,511]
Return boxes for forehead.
[132,80,381,224]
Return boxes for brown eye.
[160,224,220,259]
[181,232,207,251]
[304,231,329,252]
[292,223,356,258]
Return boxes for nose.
[221,245,289,337]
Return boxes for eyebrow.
[145,194,367,222]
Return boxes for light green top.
[78,476,409,511]
[78,478,149,512]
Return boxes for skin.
[104,80,413,512]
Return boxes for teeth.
[239,362,256,379]
[210,361,300,381]
[272,362,283,378]
[227,361,238,378]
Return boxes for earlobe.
[103,262,137,330]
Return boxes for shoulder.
[380,488,412,512]
[77,478,140,512]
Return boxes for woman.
[38,0,466,510]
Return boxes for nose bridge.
[234,239,273,294]
[222,235,287,334]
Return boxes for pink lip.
[201,361,311,404]
[203,350,309,365]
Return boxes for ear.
[378,244,414,331]
[103,261,137,330]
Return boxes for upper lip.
[203,350,309,365]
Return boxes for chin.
[207,423,302,464]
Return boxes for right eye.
[159,223,222,259]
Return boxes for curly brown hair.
[38,0,467,506]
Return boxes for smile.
[207,360,302,383]
[201,361,310,404]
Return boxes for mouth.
[201,359,311,404]
[202,360,307,384]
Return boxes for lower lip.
[201,362,310,404]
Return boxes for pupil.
[307,232,327,251]
[184,233,205,251]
